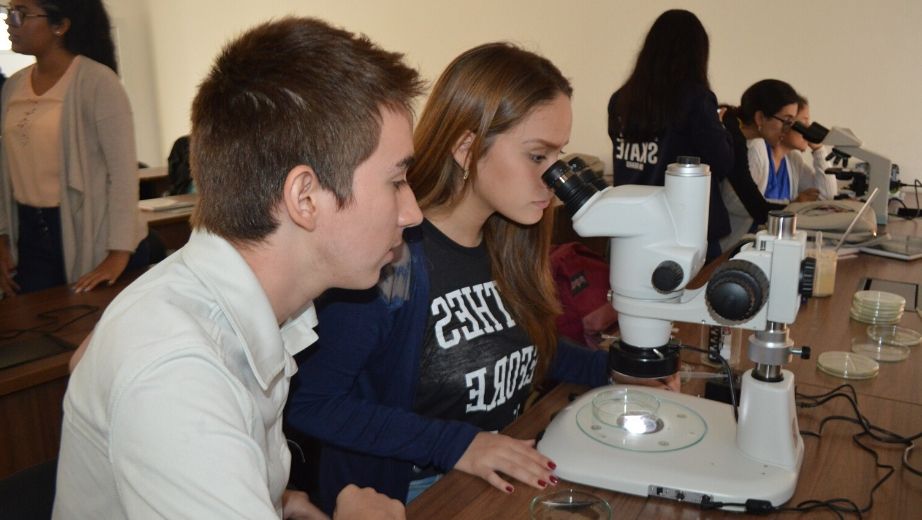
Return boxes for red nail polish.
[547,461,557,470]
[538,480,547,488]
[505,485,514,494]
[549,476,559,485]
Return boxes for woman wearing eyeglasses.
[776,98,838,201]
[0,0,147,297]
[720,79,824,249]
[735,79,832,204]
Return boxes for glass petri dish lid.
[867,325,922,347]
[530,489,612,520]
[851,338,910,362]
[817,351,879,380]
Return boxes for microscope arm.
[612,233,806,349]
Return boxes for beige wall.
[113,0,922,185]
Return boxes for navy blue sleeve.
[688,89,733,182]
[286,290,479,473]
[548,337,610,388]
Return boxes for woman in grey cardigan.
[0,0,147,296]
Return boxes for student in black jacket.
[607,9,732,261]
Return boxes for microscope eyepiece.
[790,121,829,144]
[567,156,609,191]
[541,160,600,216]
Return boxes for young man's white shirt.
[53,230,318,519]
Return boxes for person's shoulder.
[7,65,30,82]
[747,137,766,149]
[2,66,29,97]
[682,83,719,106]
[72,56,123,90]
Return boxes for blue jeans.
[405,474,441,504]
[14,203,151,294]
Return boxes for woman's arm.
[0,235,19,297]
[550,338,680,391]
[288,289,558,494]
[73,68,140,292]
[688,90,733,182]
[808,147,836,200]
[548,337,609,387]
[287,292,480,472]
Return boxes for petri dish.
[851,338,910,362]
[817,351,879,380]
[591,388,662,434]
[867,325,922,347]
[849,308,901,325]
[530,489,612,520]
[853,290,906,311]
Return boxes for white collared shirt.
[53,231,318,519]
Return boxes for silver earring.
[462,169,469,181]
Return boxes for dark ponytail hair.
[738,79,800,125]
[40,0,118,73]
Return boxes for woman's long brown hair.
[408,42,572,385]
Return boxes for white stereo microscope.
[538,157,815,508]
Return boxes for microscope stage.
[537,385,800,507]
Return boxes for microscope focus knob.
[651,261,684,293]
[705,260,769,323]
[799,257,817,298]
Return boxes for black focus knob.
[799,257,817,298]
[651,261,684,293]
[705,260,769,323]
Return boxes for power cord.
[889,179,922,220]
[702,384,920,518]
[678,344,738,422]
[0,304,100,341]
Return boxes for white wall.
[112,0,922,185]
[108,0,161,167]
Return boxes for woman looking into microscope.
[767,97,838,202]
[721,80,835,248]
[287,42,680,515]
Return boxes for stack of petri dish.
[849,290,905,324]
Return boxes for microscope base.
[537,384,802,507]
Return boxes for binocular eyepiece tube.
[541,159,605,216]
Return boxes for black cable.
[913,180,922,220]
[889,179,922,219]
[678,343,738,421]
[701,384,920,516]
[791,386,921,514]
[0,304,100,341]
